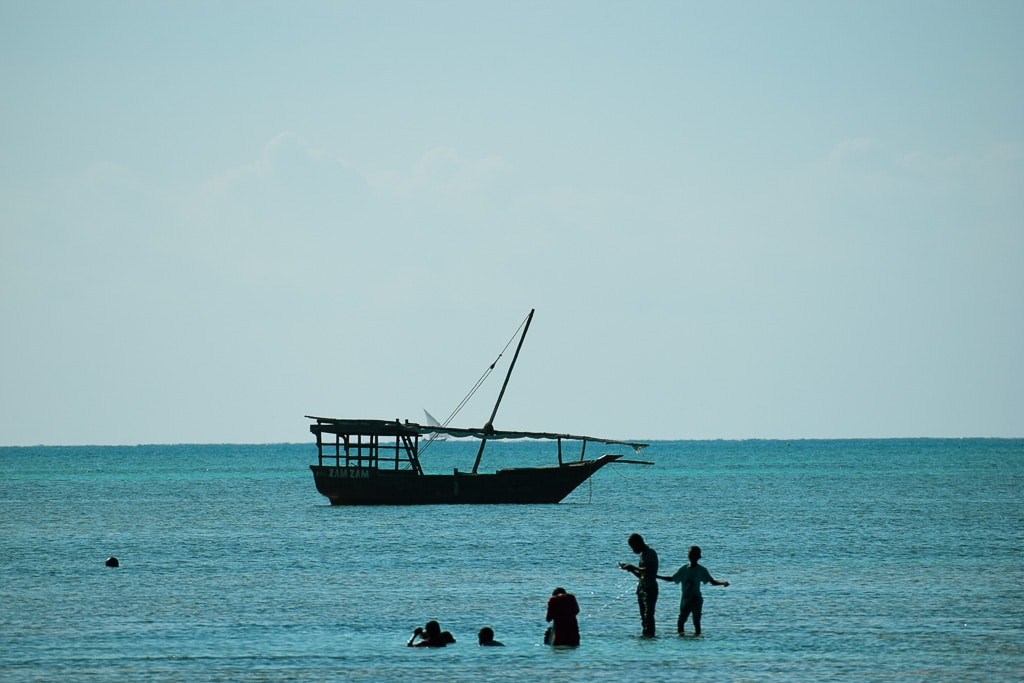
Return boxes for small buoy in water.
[105,557,119,568]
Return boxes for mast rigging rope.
[420,311,533,456]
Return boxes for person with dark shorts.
[619,532,659,637]
[659,545,729,635]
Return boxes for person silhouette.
[545,587,580,646]
[619,532,659,637]
[658,545,729,635]
[477,626,504,646]
[407,620,456,647]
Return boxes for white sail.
[423,409,448,440]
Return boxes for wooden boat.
[308,310,649,505]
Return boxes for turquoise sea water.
[1,439,1022,682]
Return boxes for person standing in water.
[619,532,659,637]
[658,545,729,635]
[545,587,581,646]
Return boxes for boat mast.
[472,308,535,473]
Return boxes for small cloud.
[894,149,964,175]
[819,137,946,197]
[79,161,136,187]
[983,140,1024,165]
[206,137,508,207]
[827,138,965,179]
[205,132,358,195]
[826,137,879,167]
[368,146,509,198]
[975,141,1024,200]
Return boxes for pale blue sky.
[2,1,1021,445]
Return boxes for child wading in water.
[658,545,729,635]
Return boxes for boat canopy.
[306,416,648,452]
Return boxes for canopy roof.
[306,416,648,452]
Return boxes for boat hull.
[310,454,620,505]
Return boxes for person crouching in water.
[408,620,456,647]
[658,545,729,635]
[544,587,580,646]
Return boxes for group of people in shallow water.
[408,533,729,648]
[620,533,729,638]
[407,622,505,648]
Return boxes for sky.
[1,1,1022,445]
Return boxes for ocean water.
[1,438,1022,682]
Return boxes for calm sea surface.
[1,439,1022,682]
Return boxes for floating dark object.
[105,557,119,567]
